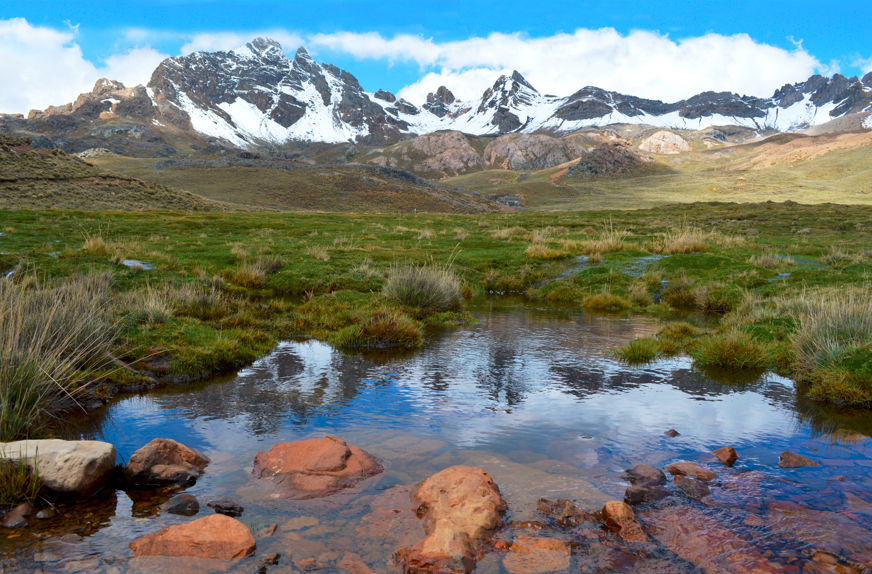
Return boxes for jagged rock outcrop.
[638,130,692,154]
[483,133,587,170]
[564,140,655,178]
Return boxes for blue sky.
[1,0,870,113]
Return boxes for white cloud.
[856,55,872,75]
[180,31,305,56]
[0,18,168,114]
[311,29,824,104]
[397,67,513,104]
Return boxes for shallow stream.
[2,297,872,573]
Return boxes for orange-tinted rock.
[601,501,647,543]
[536,498,589,527]
[252,436,383,500]
[404,466,507,573]
[640,506,784,573]
[665,462,717,482]
[124,439,210,486]
[338,553,379,574]
[129,514,255,560]
[673,476,712,500]
[779,451,819,468]
[711,447,739,466]
[502,536,571,574]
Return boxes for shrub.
[612,337,659,364]
[690,330,769,369]
[383,263,462,314]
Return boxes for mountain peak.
[510,71,537,93]
[295,46,313,59]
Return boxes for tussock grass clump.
[484,265,545,293]
[657,322,699,353]
[562,223,627,255]
[749,252,795,269]
[417,228,436,240]
[651,224,745,255]
[819,247,855,268]
[171,284,229,321]
[662,274,695,309]
[1,273,118,441]
[490,226,527,240]
[525,245,567,259]
[383,263,462,314]
[628,282,654,307]
[305,245,330,261]
[695,283,743,313]
[690,330,770,369]
[0,456,43,505]
[453,228,467,241]
[125,284,174,325]
[330,310,423,349]
[582,291,631,311]
[612,337,659,364]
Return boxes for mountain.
[7,37,872,153]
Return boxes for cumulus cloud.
[397,68,513,104]
[181,31,305,56]
[0,18,167,114]
[312,29,824,104]
[856,55,872,74]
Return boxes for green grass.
[0,455,43,506]
[612,337,660,364]
[383,263,463,315]
[689,330,771,370]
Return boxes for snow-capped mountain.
[24,37,872,148]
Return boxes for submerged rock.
[624,464,667,486]
[0,439,115,500]
[665,462,717,482]
[673,476,712,500]
[2,502,35,529]
[536,498,589,527]
[664,429,680,437]
[129,514,255,560]
[711,446,739,466]
[404,465,507,573]
[624,484,672,505]
[502,536,571,574]
[207,499,244,517]
[159,493,199,516]
[124,438,210,486]
[251,436,383,500]
[601,501,647,543]
[780,451,819,468]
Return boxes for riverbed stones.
[624,484,672,505]
[404,465,507,573]
[207,499,244,517]
[665,462,717,482]
[601,501,647,543]
[624,464,667,486]
[159,493,199,516]
[711,446,739,466]
[124,438,210,486]
[673,476,712,500]
[502,536,571,574]
[129,514,256,560]
[536,498,588,527]
[252,436,384,500]
[780,451,819,468]
[2,502,35,529]
[0,439,115,500]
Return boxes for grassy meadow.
[2,200,872,444]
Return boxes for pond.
[2,297,871,573]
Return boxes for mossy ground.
[2,200,872,406]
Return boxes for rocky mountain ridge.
[6,37,872,153]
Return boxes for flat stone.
[0,439,115,501]
[536,498,588,527]
[207,500,244,517]
[2,502,35,529]
[673,476,712,500]
[601,501,647,543]
[159,493,199,516]
[129,514,255,561]
[257,523,278,537]
[711,446,739,466]
[624,464,666,486]
[624,484,671,505]
[283,516,320,531]
[36,507,58,519]
[124,439,210,486]
[665,462,717,482]
[503,536,570,574]
[779,451,819,468]
[252,436,383,500]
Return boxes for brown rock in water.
[2,502,35,529]
[404,466,507,574]
[601,501,647,543]
[624,464,667,486]
[664,429,680,437]
[129,514,255,560]
[624,484,672,505]
[257,523,277,537]
[338,553,379,574]
[252,436,383,500]
[640,506,785,573]
[536,498,589,527]
[502,536,571,574]
[124,439,210,486]
[159,493,199,516]
[779,451,819,468]
[665,462,717,482]
[672,476,712,500]
[711,446,739,466]
[207,500,244,517]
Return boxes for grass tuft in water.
[583,291,632,311]
[690,330,770,370]
[383,263,462,315]
[612,337,659,364]
[330,310,423,349]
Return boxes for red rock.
[502,536,571,574]
[129,514,255,560]
[124,439,210,486]
[601,501,647,543]
[711,447,739,466]
[338,553,379,574]
[665,462,717,482]
[257,523,277,537]
[536,498,589,526]
[404,466,507,574]
[779,451,819,468]
[673,476,712,500]
[252,436,383,500]
[640,506,784,573]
